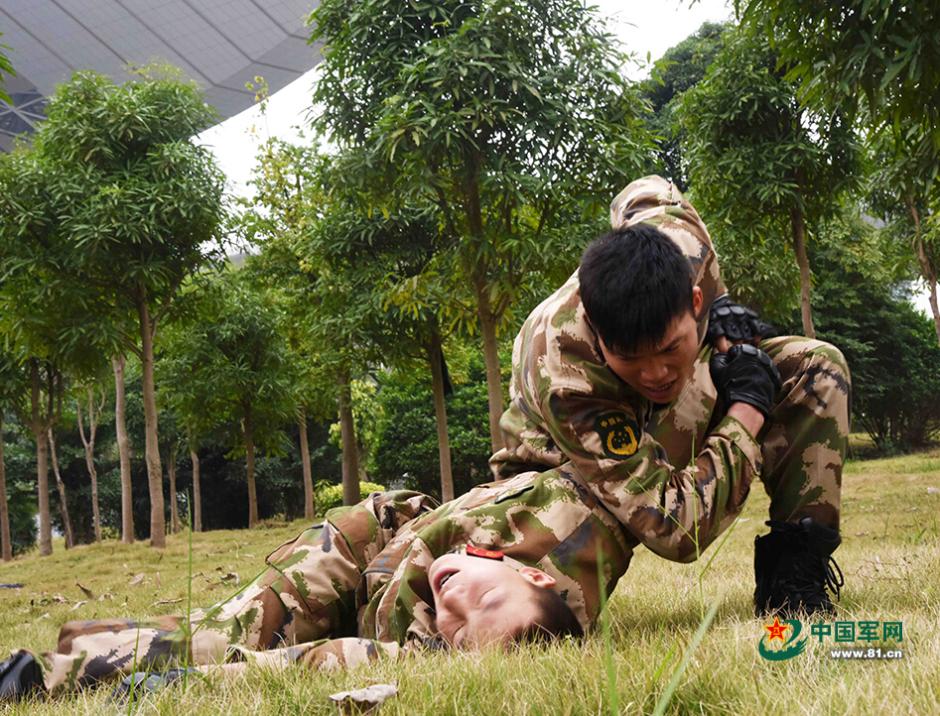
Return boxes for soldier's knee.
[805,340,850,380]
[769,336,851,389]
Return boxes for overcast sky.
[195,0,934,317]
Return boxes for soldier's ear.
[518,566,556,589]
[692,286,704,318]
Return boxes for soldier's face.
[429,553,557,648]
[600,286,703,404]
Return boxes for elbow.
[638,523,706,564]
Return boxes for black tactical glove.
[709,343,782,418]
[707,295,777,345]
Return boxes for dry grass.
[2,448,938,715]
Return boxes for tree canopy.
[309,0,654,451]
[677,26,860,334]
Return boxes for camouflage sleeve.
[544,389,761,562]
[227,638,403,672]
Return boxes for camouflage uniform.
[31,469,632,694]
[490,175,849,562]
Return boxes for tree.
[0,145,120,555]
[299,189,463,501]
[75,383,107,542]
[736,0,940,155]
[806,215,940,451]
[241,137,337,516]
[678,26,860,336]
[736,1,940,342]
[373,350,493,499]
[309,0,653,452]
[32,68,226,548]
[242,142,394,507]
[0,349,25,560]
[46,425,75,548]
[640,22,726,189]
[111,355,135,542]
[865,119,940,345]
[157,270,297,527]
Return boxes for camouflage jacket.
[489,175,760,562]
[247,468,633,672]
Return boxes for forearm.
[225,638,403,673]
[584,415,760,563]
[727,402,764,437]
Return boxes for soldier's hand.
[707,296,776,349]
[709,343,781,418]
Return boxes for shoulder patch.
[594,411,640,459]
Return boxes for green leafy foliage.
[800,216,940,452]
[0,426,39,555]
[640,21,726,189]
[157,270,298,460]
[0,34,13,105]
[35,68,226,313]
[372,355,493,499]
[679,26,859,227]
[309,0,655,444]
[314,481,386,514]
[736,0,940,152]
[677,25,860,324]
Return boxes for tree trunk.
[476,284,505,453]
[244,407,259,528]
[428,328,455,501]
[47,428,75,549]
[464,160,504,454]
[909,200,940,345]
[0,411,12,562]
[30,361,52,557]
[137,296,165,548]
[789,204,816,339]
[167,444,180,534]
[337,374,360,506]
[298,411,314,519]
[190,449,202,532]
[76,390,102,542]
[357,441,368,483]
[112,356,134,544]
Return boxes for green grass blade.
[652,599,720,716]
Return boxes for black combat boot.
[0,650,44,702]
[754,517,844,617]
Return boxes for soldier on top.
[491,174,848,618]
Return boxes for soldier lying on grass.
[2,467,627,701]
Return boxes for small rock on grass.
[329,683,398,714]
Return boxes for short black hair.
[579,223,695,356]
[516,586,584,644]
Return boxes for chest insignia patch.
[595,411,640,459]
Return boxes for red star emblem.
[764,617,789,642]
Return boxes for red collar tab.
[465,545,504,560]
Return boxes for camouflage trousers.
[648,336,850,531]
[33,491,436,695]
